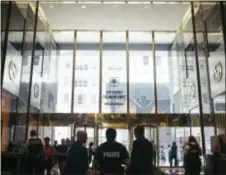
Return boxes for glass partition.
[53,31,74,113]
[74,31,100,113]
[207,3,226,136]
[102,32,127,113]
[1,1,226,163]
[129,32,155,114]
[155,32,177,113]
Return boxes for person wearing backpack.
[44,137,55,175]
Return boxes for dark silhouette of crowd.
[4,127,202,175]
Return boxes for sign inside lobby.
[102,77,127,113]
[104,90,126,106]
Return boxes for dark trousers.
[170,156,178,167]
[44,158,53,175]
[27,157,44,175]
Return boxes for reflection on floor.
[159,168,204,175]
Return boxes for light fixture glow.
[81,5,86,9]
[62,1,76,4]
[49,5,54,8]
[112,5,118,8]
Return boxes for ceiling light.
[49,5,54,8]
[81,5,86,9]
[62,1,76,4]
[112,5,118,9]
[144,5,149,8]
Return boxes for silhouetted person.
[168,144,171,164]
[26,130,44,174]
[94,128,129,175]
[66,138,71,146]
[160,146,166,165]
[184,136,201,175]
[170,142,178,167]
[65,131,89,175]
[43,137,55,175]
[130,126,153,175]
[57,139,68,175]
[88,142,95,165]
[53,140,58,149]
[151,140,157,167]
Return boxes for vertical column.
[152,32,158,114]
[1,1,12,87]
[71,124,74,138]
[51,126,54,144]
[99,31,103,114]
[202,19,216,135]
[94,114,99,147]
[191,2,206,155]
[128,125,134,153]
[156,127,159,167]
[71,31,77,138]
[71,31,77,113]
[126,31,130,116]
[73,124,76,139]
[97,31,103,147]
[168,46,174,113]
[25,2,39,141]
[219,2,226,136]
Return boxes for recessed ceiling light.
[81,5,86,9]
[62,1,76,4]
[49,5,54,9]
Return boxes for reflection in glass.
[158,127,190,166]
[74,32,100,113]
[53,31,74,113]
[129,32,154,114]
[102,32,127,113]
[155,32,176,113]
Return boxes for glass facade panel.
[16,3,38,141]
[54,31,74,113]
[1,2,226,167]
[102,32,127,113]
[129,32,154,113]
[1,2,31,146]
[206,2,226,136]
[74,31,100,113]
[155,32,176,113]
[1,1,9,59]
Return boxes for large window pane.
[207,3,226,136]
[53,31,74,113]
[4,2,36,143]
[155,32,176,113]
[102,32,127,113]
[74,31,100,113]
[129,32,154,114]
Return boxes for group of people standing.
[160,137,202,175]
[25,126,154,175]
[160,142,178,167]
[25,126,202,175]
[66,126,154,175]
